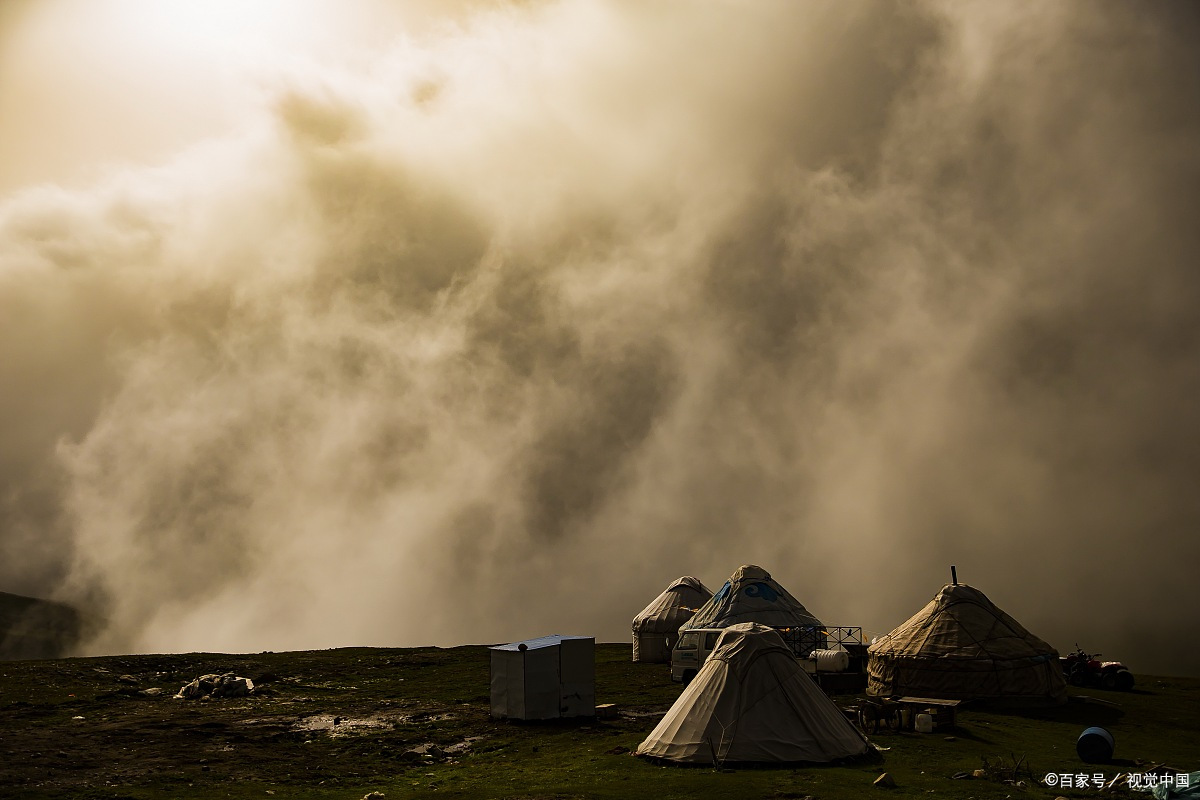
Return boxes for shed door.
[523,647,560,720]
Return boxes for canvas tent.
[490,635,595,720]
[632,576,712,663]
[680,565,824,648]
[637,623,870,764]
[867,583,1067,706]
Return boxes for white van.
[670,628,725,684]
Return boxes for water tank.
[810,648,850,672]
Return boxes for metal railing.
[776,625,863,657]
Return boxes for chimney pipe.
[951,565,958,586]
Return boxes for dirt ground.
[0,647,510,796]
[4,645,1198,800]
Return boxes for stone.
[175,673,254,700]
[213,675,253,698]
[874,772,896,788]
[402,743,444,762]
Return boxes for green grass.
[2,644,1196,799]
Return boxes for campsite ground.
[1,644,1197,799]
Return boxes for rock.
[175,673,254,700]
[176,674,220,699]
[874,772,896,788]
[214,674,253,698]
[117,675,138,685]
[952,771,971,779]
[138,687,163,697]
[973,768,987,779]
[362,793,385,799]
[943,736,956,741]
[402,743,445,762]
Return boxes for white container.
[810,648,850,672]
[915,713,934,734]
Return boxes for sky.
[1,0,1199,675]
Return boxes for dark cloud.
[0,1,1197,674]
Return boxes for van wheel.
[682,670,697,686]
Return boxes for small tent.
[490,635,595,720]
[632,576,712,663]
[680,565,824,653]
[867,583,1067,706]
[636,622,870,764]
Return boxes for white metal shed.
[489,635,595,720]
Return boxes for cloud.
[1,0,1197,674]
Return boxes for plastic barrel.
[1077,727,1114,764]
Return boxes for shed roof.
[491,634,593,652]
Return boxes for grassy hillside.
[1,644,1196,799]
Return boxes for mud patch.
[445,735,486,754]
[292,713,395,736]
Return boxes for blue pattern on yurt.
[743,582,779,602]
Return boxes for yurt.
[631,576,712,663]
[680,565,824,652]
[867,582,1067,706]
[637,623,870,764]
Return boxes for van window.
[678,632,699,649]
[704,632,720,650]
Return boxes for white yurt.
[867,582,1067,706]
[632,576,712,663]
[637,623,870,764]
[680,565,825,654]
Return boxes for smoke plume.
[1,1,1198,674]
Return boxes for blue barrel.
[1077,727,1114,764]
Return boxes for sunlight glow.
[104,0,326,61]
[0,0,411,194]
